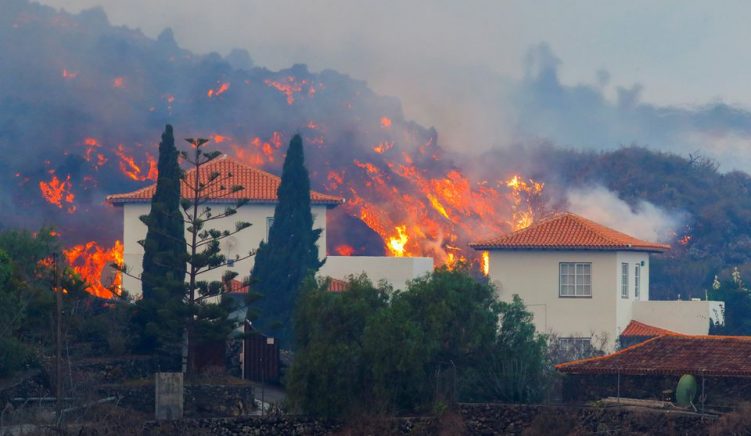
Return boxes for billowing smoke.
[0,0,528,266]
[566,185,685,243]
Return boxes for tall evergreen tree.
[133,125,187,368]
[141,125,186,300]
[251,134,323,345]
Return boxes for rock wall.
[142,403,717,435]
[101,383,255,418]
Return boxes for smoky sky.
[34,0,751,169]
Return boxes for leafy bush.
[287,267,549,417]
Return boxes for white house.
[470,212,723,350]
[320,255,434,290]
[106,155,344,298]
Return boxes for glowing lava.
[207,82,230,98]
[506,175,544,231]
[115,144,157,181]
[39,173,76,213]
[63,240,123,299]
[388,225,409,257]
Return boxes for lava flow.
[63,240,123,299]
[39,172,76,213]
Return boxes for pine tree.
[132,125,187,369]
[180,138,253,373]
[251,134,323,346]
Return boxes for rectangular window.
[559,262,591,297]
[621,263,629,298]
[557,337,593,353]
[635,265,641,298]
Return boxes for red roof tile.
[225,279,249,294]
[621,320,678,338]
[106,155,344,206]
[327,278,349,293]
[470,212,669,252]
[557,335,751,377]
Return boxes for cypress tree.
[133,125,186,368]
[251,134,323,345]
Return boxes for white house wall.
[632,300,722,335]
[487,250,619,348]
[614,251,650,338]
[320,256,434,290]
[121,202,328,298]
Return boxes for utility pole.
[53,253,63,421]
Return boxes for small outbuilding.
[557,332,751,407]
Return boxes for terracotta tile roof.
[225,279,249,294]
[327,278,349,293]
[621,320,678,338]
[469,212,669,253]
[557,335,751,377]
[106,155,344,206]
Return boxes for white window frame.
[559,262,592,297]
[621,263,629,299]
[635,264,641,299]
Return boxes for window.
[635,264,641,298]
[621,263,629,298]
[265,217,274,241]
[559,262,591,297]
[557,337,594,357]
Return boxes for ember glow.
[506,175,544,231]
[336,137,545,266]
[207,82,230,98]
[61,68,77,79]
[264,76,316,104]
[335,244,355,256]
[112,76,125,88]
[388,225,409,257]
[63,240,123,299]
[39,173,76,213]
[114,144,157,181]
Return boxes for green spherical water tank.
[675,374,698,406]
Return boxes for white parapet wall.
[632,300,725,335]
[320,256,434,290]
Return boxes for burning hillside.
[0,1,568,297]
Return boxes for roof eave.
[469,245,669,253]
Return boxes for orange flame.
[482,251,490,276]
[388,225,409,257]
[112,76,125,88]
[264,76,315,105]
[335,245,355,256]
[505,175,543,231]
[115,145,157,181]
[63,240,123,299]
[373,142,394,154]
[380,116,392,128]
[39,173,76,213]
[207,82,230,98]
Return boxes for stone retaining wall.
[143,403,717,435]
[101,383,255,418]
